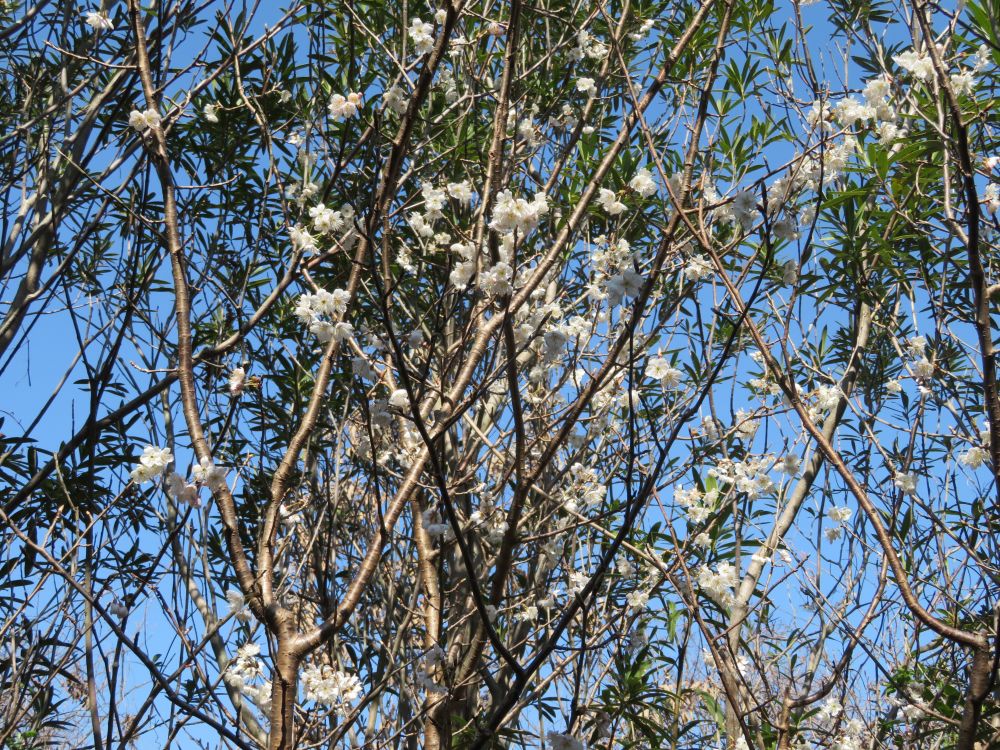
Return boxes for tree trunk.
[268,648,300,750]
[956,645,993,750]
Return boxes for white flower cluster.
[576,77,598,97]
[835,77,892,126]
[894,472,917,496]
[415,644,448,695]
[893,48,934,81]
[781,454,801,476]
[404,181,477,269]
[684,254,713,281]
[825,505,852,541]
[584,236,645,308]
[435,66,460,104]
[709,456,775,499]
[960,445,989,470]
[646,355,682,389]
[225,642,270,712]
[700,415,722,441]
[225,588,251,622]
[831,719,867,750]
[165,456,227,508]
[383,85,409,115]
[446,241,476,289]
[421,507,453,539]
[674,485,719,524]
[164,473,198,507]
[228,366,246,396]
[128,107,161,133]
[469,500,509,545]
[192,456,226,488]
[489,189,549,235]
[301,664,362,714]
[808,382,842,421]
[570,29,607,61]
[295,288,352,343]
[720,189,757,227]
[309,202,354,235]
[225,642,263,690]
[905,335,934,381]
[597,187,626,216]
[732,408,759,441]
[605,268,643,306]
[84,10,113,31]
[557,465,606,514]
[985,183,1000,214]
[697,561,739,608]
[815,697,842,723]
[829,74,907,148]
[547,731,585,750]
[328,92,362,120]
[446,180,474,203]
[782,259,799,284]
[408,18,435,55]
[480,260,515,298]
[629,167,657,197]
[887,692,926,722]
[130,445,172,484]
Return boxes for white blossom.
[781,454,801,476]
[84,10,113,31]
[226,588,251,622]
[309,203,346,234]
[646,356,682,389]
[225,643,263,691]
[480,261,514,297]
[684,255,713,281]
[894,472,917,495]
[446,180,474,203]
[828,506,852,523]
[128,108,161,132]
[408,18,435,55]
[290,224,318,255]
[960,446,988,469]
[697,562,739,607]
[547,731,585,750]
[489,190,548,235]
[912,357,934,379]
[951,70,975,96]
[192,457,228,491]
[130,445,172,484]
[597,188,626,216]
[606,268,643,306]
[893,48,935,81]
[383,85,408,115]
[328,92,362,120]
[629,168,657,197]
[301,664,362,713]
[782,259,799,284]
[389,388,410,409]
[985,183,1000,214]
[228,367,246,397]
[165,472,200,507]
[576,77,597,97]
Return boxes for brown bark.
[267,647,301,750]
[957,645,994,750]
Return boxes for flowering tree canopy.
[1,0,999,748]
